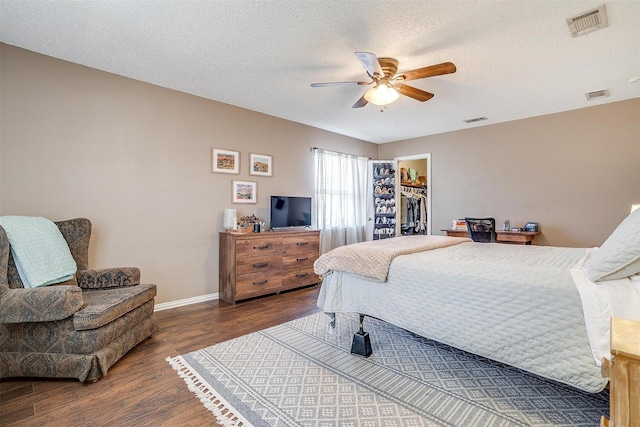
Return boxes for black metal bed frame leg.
[350,314,373,357]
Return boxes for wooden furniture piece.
[495,231,540,245]
[441,229,470,238]
[442,229,540,245]
[601,317,640,427]
[219,230,320,304]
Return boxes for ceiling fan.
[311,52,456,109]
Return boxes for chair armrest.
[76,267,140,289]
[0,285,84,323]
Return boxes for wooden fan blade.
[352,95,368,108]
[400,62,456,81]
[393,84,434,102]
[311,81,371,87]
[355,52,384,79]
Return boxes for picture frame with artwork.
[212,148,240,174]
[249,153,273,177]
[232,180,257,204]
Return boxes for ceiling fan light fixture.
[312,52,456,108]
[364,83,399,106]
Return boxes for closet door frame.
[395,153,432,236]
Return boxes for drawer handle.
[295,273,309,278]
[252,280,268,285]
[252,262,268,268]
[296,241,309,246]
[296,257,308,262]
[253,244,269,250]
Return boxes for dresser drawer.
[236,237,282,258]
[236,254,282,276]
[282,252,316,271]
[236,271,283,299]
[282,267,319,290]
[282,235,319,255]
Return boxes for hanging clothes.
[400,185,428,235]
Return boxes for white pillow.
[585,208,640,282]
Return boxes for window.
[314,149,368,253]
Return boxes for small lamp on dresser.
[223,208,237,231]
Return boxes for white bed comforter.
[318,242,618,393]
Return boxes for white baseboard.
[154,292,219,311]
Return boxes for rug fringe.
[166,356,252,427]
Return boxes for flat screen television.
[270,196,312,228]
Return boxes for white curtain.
[314,149,369,254]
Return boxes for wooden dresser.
[601,317,640,427]
[219,230,320,304]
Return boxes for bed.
[314,210,640,393]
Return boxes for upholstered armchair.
[0,218,159,382]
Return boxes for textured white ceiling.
[1,0,639,144]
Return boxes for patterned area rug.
[167,312,608,426]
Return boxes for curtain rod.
[310,146,371,159]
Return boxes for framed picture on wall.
[249,153,273,177]
[212,148,240,174]
[232,180,257,204]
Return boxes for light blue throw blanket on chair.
[0,216,77,288]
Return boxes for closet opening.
[366,153,431,241]
[396,153,431,236]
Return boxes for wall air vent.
[463,117,488,124]
[567,4,608,37]
[585,89,610,101]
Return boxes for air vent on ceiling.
[463,117,488,124]
[567,4,608,37]
[585,89,610,100]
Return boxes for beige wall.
[2,44,639,305]
[0,44,376,304]
[379,99,640,247]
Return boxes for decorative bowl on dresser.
[219,230,320,304]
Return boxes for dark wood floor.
[0,285,321,427]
